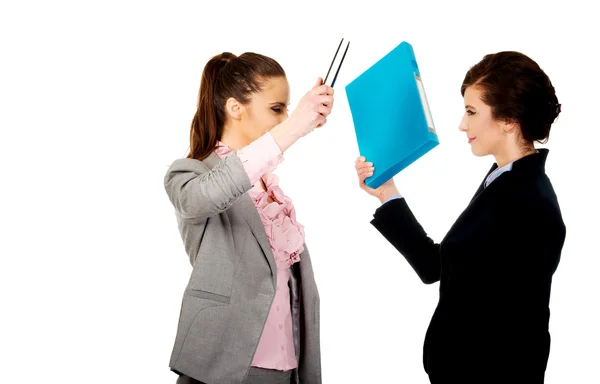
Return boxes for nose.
[458,113,468,132]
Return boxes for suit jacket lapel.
[203,151,277,280]
[470,163,498,203]
[239,196,277,280]
[444,163,501,238]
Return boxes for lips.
[468,137,476,143]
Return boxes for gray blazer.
[163,151,321,384]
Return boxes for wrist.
[377,186,399,204]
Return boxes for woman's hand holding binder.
[355,156,399,203]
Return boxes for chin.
[470,145,488,157]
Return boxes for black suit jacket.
[370,149,566,384]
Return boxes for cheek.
[254,113,281,134]
[473,116,487,132]
[246,111,271,129]
[475,121,504,150]
[265,112,285,128]
[473,118,492,138]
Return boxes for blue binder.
[345,41,439,189]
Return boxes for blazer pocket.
[185,288,231,304]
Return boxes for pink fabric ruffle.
[214,141,305,269]
[248,172,305,269]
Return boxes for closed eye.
[271,107,288,114]
[466,110,475,116]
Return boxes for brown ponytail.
[186,52,286,161]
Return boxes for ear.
[225,97,244,120]
[501,119,518,135]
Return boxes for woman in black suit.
[354,51,566,383]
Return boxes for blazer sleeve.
[164,133,283,222]
[164,154,251,222]
[370,198,441,284]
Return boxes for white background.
[1,1,598,383]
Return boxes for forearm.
[235,131,284,185]
[370,198,441,284]
[270,118,304,153]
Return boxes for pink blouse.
[214,131,305,371]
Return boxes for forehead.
[463,85,486,107]
[253,76,289,103]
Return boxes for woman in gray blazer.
[164,52,334,384]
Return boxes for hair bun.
[219,52,237,64]
[548,101,561,124]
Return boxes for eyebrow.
[465,104,476,110]
[269,102,289,107]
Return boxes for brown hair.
[187,52,286,160]
[461,51,561,144]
